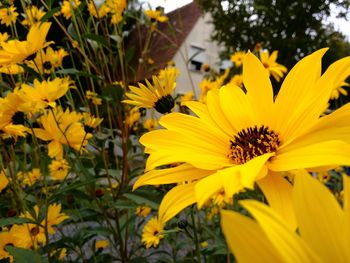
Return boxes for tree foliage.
[197,0,350,68]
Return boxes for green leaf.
[40,7,60,22]
[6,247,46,263]
[0,217,33,227]
[124,193,159,210]
[83,33,109,48]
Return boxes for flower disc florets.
[154,94,175,114]
[229,125,280,164]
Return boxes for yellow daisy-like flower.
[0,91,29,137]
[0,231,26,262]
[331,81,349,100]
[32,107,91,159]
[230,51,246,67]
[0,170,8,191]
[82,112,103,133]
[125,107,140,128]
[49,158,70,180]
[86,90,102,105]
[95,239,109,250]
[259,50,287,82]
[27,47,68,74]
[144,9,168,23]
[17,168,41,186]
[106,0,126,24]
[0,64,24,75]
[180,91,194,103]
[20,77,72,111]
[60,0,81,19]
[124,68,178,114]
[143,118,158,131]
[135,205,152,217]
[142,216,164,248]
[0,6,18,26]
[22,5,46,26]
[0,22,52,66]
[221,171,350,263]
[87,1,110,18]
[228,74,244,88]
[133,49,350,226]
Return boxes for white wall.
[172,13,222,99]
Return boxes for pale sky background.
[142,0,350,40]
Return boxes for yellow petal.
[219,84,255,131]
[293,170,346,262]
[269,140,350,171]
[272,49,328,141]
[48,140,63,159]
[158,183,196,223]
[133,164,213,190]
[241,200,318,263]
[257,172,296,230]
[195,173,223,207]
[221,209,284,263]
[243,51,273,123]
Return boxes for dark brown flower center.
[229,125,280,165]
[30,226,40,236]
[154,95,174,114]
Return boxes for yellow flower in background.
[44,203,69,234]
[136,205,152,217]
[125,107,140,128]
[20,77,72,111]
[0,170,9,191]
[0,22,52,66]
[88,1,110,18]
[82,112,103,133]
[27,47,68,74]
[32,107,91,159]
[0,64,24,75]
[124,68,179,114]
[180,91,194,103]
[228,74,244,88]
[221,171,350,263]
[142,216,164,248]
[0,6,18,26]
[259,50,287,82]
[199,79,215,103]
[0,91,29,137]
[134,49,350,226]
[49,158,70,180]
[331,81,349,100]
[61,0,81,19]
[22,5,46,26]
[143,118,158,131]
[17,168,42,186]
[86,90,102,105]
[230,51,246,67]
[0,231,26,262]
[0,32,9,46]
[144,9,168,23]
[95,239,109,250]
[107,0,126,24]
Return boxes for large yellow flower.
[32,107,91,159]
[221,171,350,262]
[134,49,350,225]
[0,22,51,66]
[259,50,287,82]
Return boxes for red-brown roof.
[126,1,203,83]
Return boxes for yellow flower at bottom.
[0,231,26,262]
[221,171,350,262]
[142,216,164,248]
[136,205,152,217]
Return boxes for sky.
[142,0,350,40]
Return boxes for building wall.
[171,13,222,99]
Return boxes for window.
[189,45,205,71]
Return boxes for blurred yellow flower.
[49,158,70,180]
[228,74,243,88]
[259,50,287,82]
[0,22,52,66]
[61,0,81,19]
[17,168,41,186]
[0,6,18,26]
[180,91,194,102]
[144,9,168,23]
[142,216,164,248]
[22,5,46,26]
[86,90,102,105]
[230,51,246,67]
[136,205,152,217]
[27,47,68,74]
[82,112,103,133]
[331,81,349,100]
[0,170,8,191]
[95,239,109,250]
[143,118,158,131]
[221,171,350,263]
